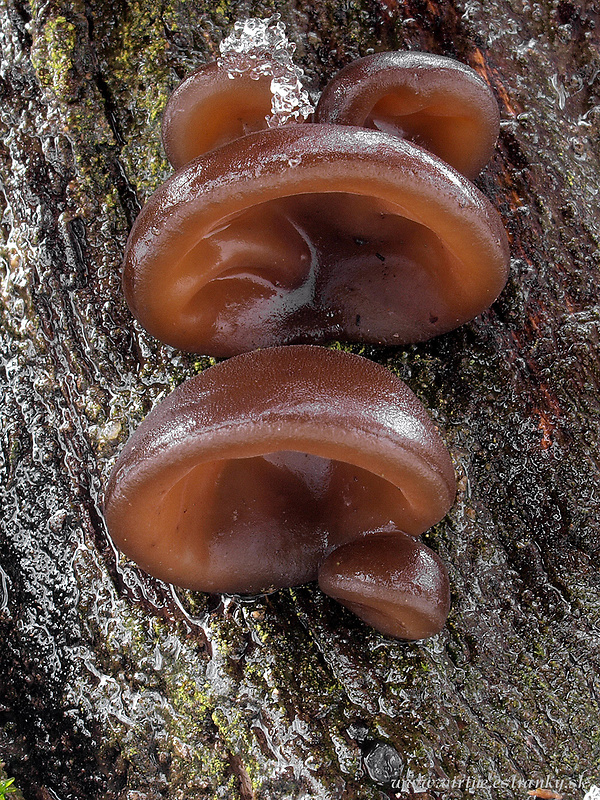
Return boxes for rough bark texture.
[1,0,599,798]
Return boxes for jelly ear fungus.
[162,61,274,170]
[314,51,500,180]
[123,51,509,358]
[104,47,511,639]
[103,347,456,640]
[161,50,500,179]
[123,123,508,358]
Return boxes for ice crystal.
[217,14,314,127]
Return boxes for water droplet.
[217,14,315,128]
[364,742,402,784]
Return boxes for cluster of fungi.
[104,42,509,640]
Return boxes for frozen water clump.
[217,14,314,127]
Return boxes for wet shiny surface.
[315,51,500,180]
[104,346,455,630]
[162,62,275,168]
[318,530,450,640]
[124,124,509,356]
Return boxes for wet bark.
[1,0,599,798]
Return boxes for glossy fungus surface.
[104,346,456,639]
[124,124,509,357]
[162,62,274,170]
[315,51,500,180]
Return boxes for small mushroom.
[103,346,456,639]
[162,62,274,170]
[319,531,450,640]
[124,123,509,357]
[315,51,500,180]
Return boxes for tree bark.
[1,0,599,798]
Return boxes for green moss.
[0,780,16,799]
[212,0,232,15]
[0,764,22,800]
[29,10,117,210]
[111,0,171,114]
[193,356,217,373]
[102,0,174,196]
[170,674,210,718]
[326,339,368,356]
[31,16,78,98]
[91,600,237,792]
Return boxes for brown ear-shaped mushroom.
[103,346,456,639]
[124,124,509,358]
[315,51,500,180]
[319,532,450,640]
[162,62,274,170]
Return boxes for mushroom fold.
[103,346,456,640]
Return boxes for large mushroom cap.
[103,345,455,641]
[315,51,500,180]
[124,123,509,357]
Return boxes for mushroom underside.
[313,51,500,179]
[162,68,274,167]
[134,190,494,356]
[362,102,483,175]
[112,448,445,595]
